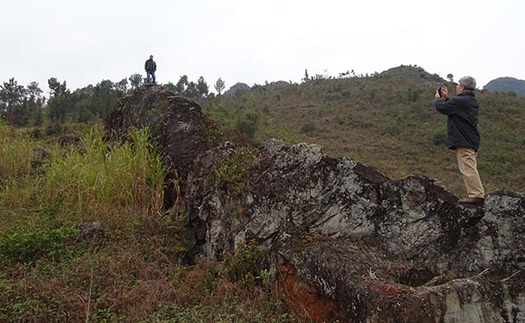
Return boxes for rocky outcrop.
[105,85,220,181]
[106,87,525,322]
[105,86,222,209]
[185,141,524,322]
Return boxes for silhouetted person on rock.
[145,55,156,84]
[433,76,485,207]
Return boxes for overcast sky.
[1,0,523,93]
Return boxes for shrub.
[221,241,267,283]
[236,112,259,138]
[212,146,259,196]
[0,226,77,266]
[300,123,316,134]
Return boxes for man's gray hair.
[458,76,476,90]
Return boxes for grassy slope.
[204,66,525,197]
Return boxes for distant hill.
[380,65,445,83]
[483,77,525,95]
[225,82,251,95]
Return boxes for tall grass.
[0,123,34,180]
[40,127,166,222]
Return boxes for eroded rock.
[105,85,220,181]
[185,141,525,322]
[106,87,525,322]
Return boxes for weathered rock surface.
[105,85,220,180]
[107,87,525,322]
[186,140,524,322]
[73,221,103,242]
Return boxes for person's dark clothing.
[145,59,156,72]
[433,91,480,152]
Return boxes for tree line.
[0,74,227,127]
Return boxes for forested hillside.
[203,65,525,196]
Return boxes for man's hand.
[435,85,448,99]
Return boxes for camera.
[437,83,444,98]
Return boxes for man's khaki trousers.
[456,147,485,198]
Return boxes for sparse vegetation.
[211,146,260,197]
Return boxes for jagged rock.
[185,141,525,322]
[105,85,220,181]
[105,87,525,322]
[73,221,103,242]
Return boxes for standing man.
[145,55,157,84]
[433,76,485,206]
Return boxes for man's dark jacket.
[433,91,480,151]
[145,59,156,72]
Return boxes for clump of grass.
[0,123,34,180]
[40,127,166,222]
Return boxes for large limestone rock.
[105,85,220,180]
[186,141,525,322]
[106,87,525,322]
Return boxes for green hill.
[483,77,525,96]
[203,65,525,196]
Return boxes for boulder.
[105,85,220,181]
[105,85,222,209]
[186,141,525,322]
[106,87,525,322]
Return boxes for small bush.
[236,112,259,138]
[262,105,271,114]
[0,226,77,266]
[221,241,267,283]
[300,123,316,134]
[212,147,259,196]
